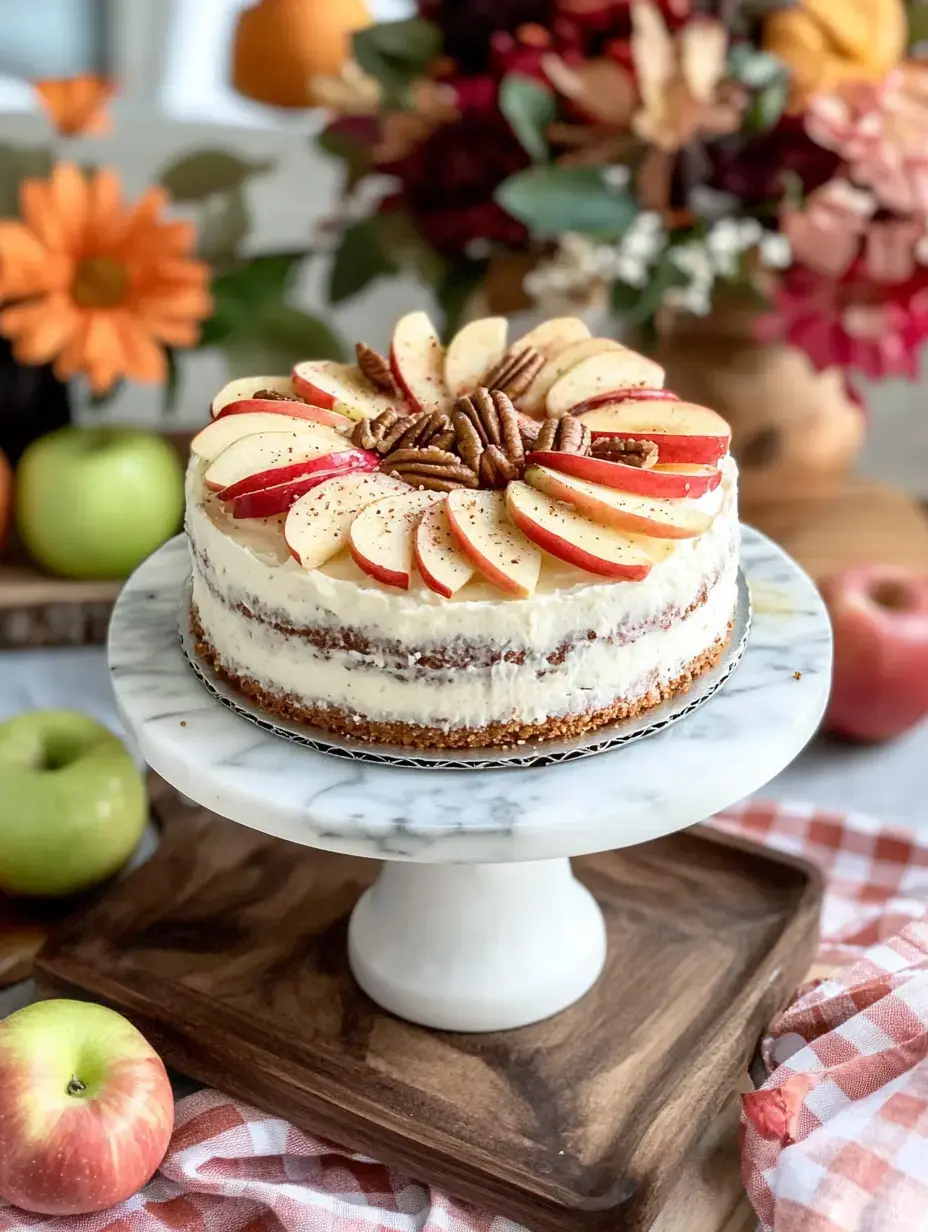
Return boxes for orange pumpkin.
[232,0,372,109]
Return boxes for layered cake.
[185,312,739,748]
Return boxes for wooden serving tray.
[36,776,820,1232]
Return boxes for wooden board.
[36,776,820,1232]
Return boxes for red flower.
[420,1,553,72]
[758,261,928,380]
[708,118,841,206]
[380,111,531,255]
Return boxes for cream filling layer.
[191,559,738,729]
[186,456,740,655]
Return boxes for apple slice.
[191,413,324,463]
[576,401,732,464]
[218,449,377,502]
[546,348,666,417]
[390,311,449,414]
[285,472,408,569]
[506,482,654,580]
[414,500,476,598]
[216,398,351,430]
[525,465,712,539]
[446,489,541,598]
[518,338,623,415]
[291,360,398,421]
[349,489,441,589]
[526,451,722,499]
[515,316,591,359]
[444,317,508,399]
[582,388,680,411]
[231,469,363,519]
[211,375,293,417]
[203,427,352,491]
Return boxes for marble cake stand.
[108,527,832,1032]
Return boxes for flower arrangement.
[314,0,928,385]
[0,84,343,407]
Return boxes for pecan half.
[480,443,520,489]
[383,446,479,492]
[356,342,398,395]
[352,408,400,452]
[483,346,544,398]
[253,387,306,403]
[591,437,659,468]
[379,409,451,454]
[534,415,592,455]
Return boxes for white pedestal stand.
[108,527,832,1032]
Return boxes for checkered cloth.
[2,802,927,1232]
[715,801,928,1232]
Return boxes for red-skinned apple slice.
[203,427,352,491]
[576,401,732,464]
[349,489,441,589]
[390,311,449,413]
[191,413,325,463]
[211,375,292,417]
[215,399,350,429]
[414,500,475,597]
[515,316,591,359]
[285,472,408,569]
[231,470,358,519]
[446,489,541,598]
[518,338,623,414]
[525,465,712,539]
[546,348,666,417]
[525,451,722,498]
[506,482,654,580]
[581,387,680,411]
[444,317,507,398]
[291,360,397,420]
[218,449,377,502]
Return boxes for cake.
[185,311,739,749]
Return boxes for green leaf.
[163,348,180,414]
[434,259,489,339]
[495,166,637,239]
[745,77,789,132]
[200,252,305,346]
[329,218,397,304]
[727,46,784,88]
[221,305,344,378]
[196,186,251,264]
[499,75,556,164]
[611,257,689,330]
[908,0,928,48]
[353,19,441,97]
[375,210,445,287]
[0,143,54,217]
[159,150,274,202]
[317,125,375,191]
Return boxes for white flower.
[602,164,631,191]
[705,218,763,277]
[664,282,712,316]
[759,231,792,269]
[669,242,713,283]
[615,254,650,288]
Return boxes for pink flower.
[806,65,928,216]
[780,180,875,278]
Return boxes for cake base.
[190,606,733,750]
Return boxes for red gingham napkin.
[2,801,927,1232]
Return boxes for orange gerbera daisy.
[0,163,212,395]
[34,75,115,136]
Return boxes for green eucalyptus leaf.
[908,0,928,48]
[329,217,397,304]
[199,252,305,346]
[221,304,344,377]
[159,150,274,202]
[375,210,445,287]
[0,143,54,217]
[727,45,784,88]
[495,166,637,239]
[745,77,789,131]
[317,124,376,190]
[197,186,251,264]
[434,259,489,339]
[353,19,441,96]
[499,75,556,164]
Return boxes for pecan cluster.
[451,388,525,489]
[482,345,544,398]
[533,416,592,456]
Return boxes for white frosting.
[186,456,740,729]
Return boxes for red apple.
[349,489,441,588]
[210,374,293,417]
[203,427,353,491]
[525,451,722,499]
[576,400,731,464]
[525,465,713,538]
[821,566,928,743]
[291,360,397,421]
[230,469,363,518]
[285,472,408,569]
[445,489,542,597]
[414,499,475,597]
[0,999,173,1216]
[218,448,377,502]
[580,388,680,412]
[215,399,351,429]
[391,311,450,414]
[505,482,653,580]
[546,348,666,417]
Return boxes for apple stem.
[66,1075,87,1097]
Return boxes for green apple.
[0,711,147,897]
[16,426,184,579]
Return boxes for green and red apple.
[0,999,173,1215]
[16,427,185,579]
[0,710,146,897]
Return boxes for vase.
[654,307,865,543]
[0,337,72,465]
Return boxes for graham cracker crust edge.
[190,607,733,751]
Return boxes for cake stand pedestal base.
[349,860,606,1031]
